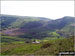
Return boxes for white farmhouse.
[32,41,40,43]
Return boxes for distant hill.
[0,14,51,29]
[0,14,75,39]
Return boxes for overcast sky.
[1,1,74,19]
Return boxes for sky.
[1,1,74,19]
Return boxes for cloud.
[1,1,74,19]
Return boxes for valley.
[0,14,75,55]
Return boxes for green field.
[1,36,74,55]
[0,14,75,56]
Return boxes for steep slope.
[47,16,75,30]
[0,14,75,39]
[1,15,74,55]
[0,14,51,30]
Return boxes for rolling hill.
[0,14,75,39]
[0,14,75,55]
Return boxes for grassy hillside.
[35,37,74,55]
[0,14,50,29]
[1,15,74,31]
[1,36,74,55]
[0,14,75,55]
[0,14,75,39]
[1,36,26,43]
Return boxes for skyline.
[1,1,74,19]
